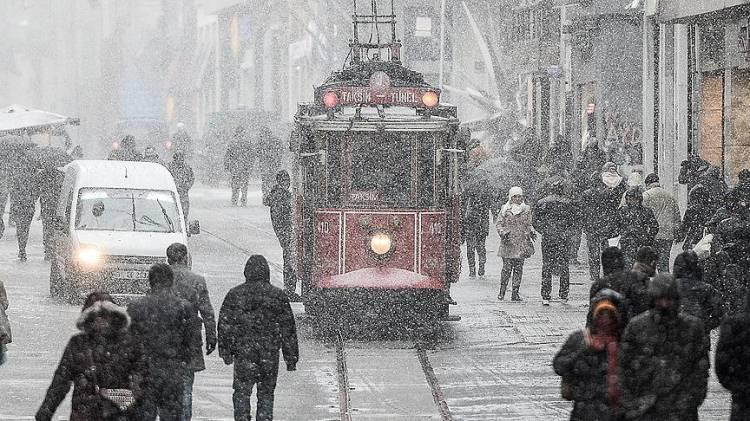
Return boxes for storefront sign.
[739,18,750,59]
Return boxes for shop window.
[730,69,750,184]
[700,24,724,69]
[698,73,724,170]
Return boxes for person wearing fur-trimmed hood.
[496,186,534,301]
[36,292,148,421]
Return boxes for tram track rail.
[334,330,453,421]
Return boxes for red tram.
[291,3,467,321]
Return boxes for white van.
[50,160,199,300]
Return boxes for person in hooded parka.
[716,290,750,421]
[711,190,750,317]
[36,292,148,421]
[218,255,299,421]
[615,188,659,268]
[676,184,712,251]
[495,186,534,301]
[554,289,627,421]
[673,250,724,336]
[618,274,709,421]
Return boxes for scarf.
[501,203,530,216]
[602,172,623,189]
[588,321,622,407]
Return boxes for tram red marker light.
[323,91,339,108]
[370,233,393,255]
[112,141,120,150]
[165,140,173,150]
[422,91,439,108]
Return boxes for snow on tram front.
[291,2,468,322]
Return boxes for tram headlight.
[370,232,393,256]
[323,91,339,109]
[422,91,439,108]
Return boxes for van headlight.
[76,246,104,270]
[370,232,394,256]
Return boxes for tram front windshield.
[320,132,441,208]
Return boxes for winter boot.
[468,262,476,278]
[478,263,485,277]
[498,279,509,300]
[511,286,522,302]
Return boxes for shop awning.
[0,105,80,136]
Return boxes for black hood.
[673,250,702,280]
[244,255,270,283]
[649,273,680,309]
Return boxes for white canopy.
[0,104,80,135]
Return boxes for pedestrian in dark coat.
[673,250,724,335]
[532,181,578,304]
[172,123,193,159]
[677,185,712,250]
[108,135,143,161]
[554,289,626,421]
[127,263,196,421]
[582,165,627,282]
[265,170,300,301]
[224,127,254,207]
[710,192,750,317]
[716,290,750,421]
[0,167,9,239]
[10,152,39,261]
[589,247,627,300]
[257,126,283,203]
[167,152,195,223]
[616,246,659,321]
[618,274,709,421]
[167,243,216,420]
[496,186,534,301]
[142,147,166,167]
[615,188,659,268]
[34,165,65,260]
[36,292,148,421]
[463,186,492,278]
[218,255,299,421]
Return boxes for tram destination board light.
[323,91,339,108]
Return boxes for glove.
[222,355,234,365]
[206,338,217,355]
[286,362,297,372]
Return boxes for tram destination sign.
[327,86,438,107]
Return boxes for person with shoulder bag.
[36,292,148,421]
[0,280,11,366]
[496,187,534,301]
[553,289,627,421]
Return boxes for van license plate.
[114,270,148,280]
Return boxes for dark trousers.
[180,197,190,224]
[585,232,610,283]
[14,211,33,255]
[0,187,7,238]
[233,358,279,421]
[41,214,54,258]
[143,366,186,421]
[499,258,524,297]
[654,239,672,273]
[466,235,487,275]
[569,228,582,260]
[231,175,250,206]
[182,371,195,421]
[541,236,570,300]
[280,238,297,293]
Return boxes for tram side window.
[418,136,437,207]
[349,134,412,206]
[326,136,343,205]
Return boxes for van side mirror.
[188,220,201,235]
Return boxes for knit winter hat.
[593,300,618,319]
[508,186,524,200]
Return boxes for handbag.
[0,306,11,345]
[86,350,136,412]
[520,235,536,259]
[693,230,713,261]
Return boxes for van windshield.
[75,188,182,233]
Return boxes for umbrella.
[465,156,542,203]
[0,104,80,136]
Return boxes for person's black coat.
[266,185,293,242]
[127,290,196,372]
[532,194,578,240]
[9,158,39,219]
[34,168,64,219]
[615,205,659,250]
[589,270,627,302]
[678,185,712,249]
[36,301,147,421]
[554,290,626,421]
[172,264,216,372]
[619,310,709,421]
[675,274,724,335]
[463,189,492,240]
[716,294,750,421]
[619,265,653,321]
[167,161,194,200]
[223,138,253,178]
[218,273,298,368]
